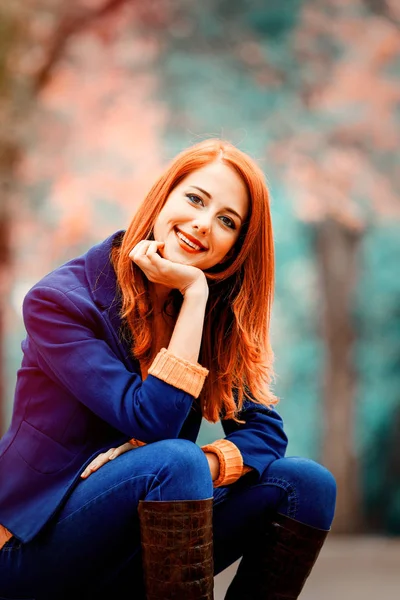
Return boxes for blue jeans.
[0,439,336,600]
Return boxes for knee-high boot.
[225,512,329,599]
[138,499,214,600]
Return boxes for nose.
[192,216,211,236]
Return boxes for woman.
[0,139,336,600]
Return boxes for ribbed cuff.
[0,525,12,551]
[201,439,244,487]
[129,438,147,447]
[148,348,209,398]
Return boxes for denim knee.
[151,439,213,501]
[263,457,337,530]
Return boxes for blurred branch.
[34,0,130,92]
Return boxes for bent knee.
[154,439,211,478]
[289,457,336,496]
[153,439,213,500]
[265,457,337,516]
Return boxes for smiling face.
[153,161,249,270]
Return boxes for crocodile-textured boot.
[138,499,214,600]
[225,512,329,599]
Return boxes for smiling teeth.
[176,231,203,251]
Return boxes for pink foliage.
[272,1,400,228]
[14,15,167,280]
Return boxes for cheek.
[153,212,169,239]
[218,233,238,255]
[154,207,181,236]
[152,215,161,238]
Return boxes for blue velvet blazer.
[0,231,288,542]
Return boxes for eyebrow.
[189,186,244,223]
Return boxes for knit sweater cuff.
[201,439,244,487]
[129,438,147,447]
[0,525,12,551]
[148,348,209,398]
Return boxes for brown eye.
[186,193,204,206]
[219,215,236,229]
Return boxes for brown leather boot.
[138,499,214,600]
[225,512,329,599]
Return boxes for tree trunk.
[316,219,363,534]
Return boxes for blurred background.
[1,0,400,597]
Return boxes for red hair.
[112,139,278,421]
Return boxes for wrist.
[181,276,209,300]
[204,451,220,482]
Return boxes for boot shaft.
[225,512,329,600]
[139,499,214,600]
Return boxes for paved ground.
[214,536,400,599]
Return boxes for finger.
[129,240,164,258]
[109,442,136,460]
[80,466,93,479]
[80,449,115,478]
[95,449,116,466]
[145,240,158,254]
[146,241,165,255]
[130,241,163,265]
[146,245,165,266]
[129,240,150,261]
[81,460,103,478]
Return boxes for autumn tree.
[0,0,169,433]
[267,0,400,532]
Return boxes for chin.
[171,251,207,269]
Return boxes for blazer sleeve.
[22,284,198,443]
[220,398,288,478]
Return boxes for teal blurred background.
[1,0,399,540]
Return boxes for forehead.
[179,161,249,217]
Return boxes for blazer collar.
[84,230,125,311]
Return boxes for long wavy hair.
[112,138,278,422]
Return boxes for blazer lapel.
[84,230,140,372]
